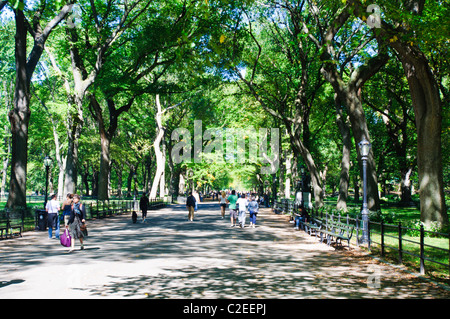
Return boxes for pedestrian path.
[1,202,449,299]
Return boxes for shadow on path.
[1,202,449,299]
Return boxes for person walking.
[193,190,200,213]
[66,194,86,252]
[139,192,149,223]
[61,193,73,227]
[248,195,259,228]
[46,194,60,239]
[226,190,238,227]
[186,192,196,221]
[218,191,227,219]
[236,194,248,228]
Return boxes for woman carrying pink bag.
[66,194,86,252]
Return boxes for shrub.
[368,210,395,224]
[405,220,450,237]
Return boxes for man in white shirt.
[236,194,249,228]
[46,194,60,239]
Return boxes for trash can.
[35,209,47,231]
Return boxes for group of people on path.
[186,190,259,228]
[45,193,87,252]
[225,190,259,228]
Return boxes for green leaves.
[9,0,25,11]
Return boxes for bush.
[368,210,396,224]
[405,220,449,237]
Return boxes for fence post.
[398,222,403,264]
[380,220,385,257]
[356,215,360,246]
[419,224,425,275]
[21,208,25,231]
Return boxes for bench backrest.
[326,221,354,235]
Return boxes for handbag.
[60,229,72,247]
[80,222,88,237]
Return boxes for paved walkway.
[1,202,449,299]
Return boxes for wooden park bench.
[0,217,22,240]
[318,221,354,248]
[273,200,282,214]
[299,217,323,237]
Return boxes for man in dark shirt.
[186,192,196,221]
[139,193,149,223]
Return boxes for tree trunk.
[1,125,11,198]
[126,167,134,197]
[81,164,90,196]
[399,54,447,226]
[112,161,124,197]
[64,99,83,195]
[34,88,67,199]
[89,93,134,200]
[335,95,351,211]
[159,141,166,198]
[92,168,99,197]
[284,151,292,199]
[1,79,12,198]
[400,166,413,204]
[319,50,386,211]
[7,4,72,209]
[7,9,29,209]
[89,95,110,200]
[287,130,324,208]
[98,131,111,200]
[344,89,380,211]
[149,95,166,199]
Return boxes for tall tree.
[89,0,219,200]
[5,0,74,208]
[61,0,151,195]
[88,93,134,200]
[363,58,416,205]
[350,0,448,226]
[300,0,387,211]
[226,3,328,207]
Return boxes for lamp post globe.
[44,156,52,168]
[358,139,371,158]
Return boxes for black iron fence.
[274,198,450,279]
[0,197,167,239]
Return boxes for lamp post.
[358,139,371,245]
[43,156,53,208]
[133,172,137,210]
[296,164,305,207]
